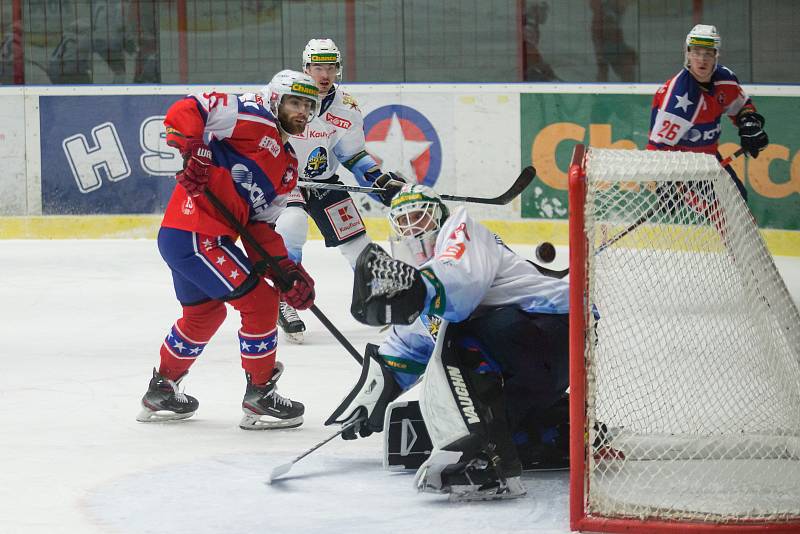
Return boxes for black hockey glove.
[351,243,426,326]
[736,112,768,158]
[325,343,403,439]
[373,171,408,206]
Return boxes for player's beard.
[278,109,307,136]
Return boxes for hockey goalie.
[326,184,571,501]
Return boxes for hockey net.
[568,145,800,533]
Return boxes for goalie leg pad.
[383,400,433,470]
[415,321,523,496]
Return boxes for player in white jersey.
[271,38,405,343]
[326,184,571,501]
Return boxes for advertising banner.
[38,91,461,217]
[347,89,519,220]
[40,95,182,214]
[36,89,520,220]
[520,93,800,231]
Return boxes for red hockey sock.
[229,280,279,385]
[159,300,227,381]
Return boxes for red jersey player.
[136,70,320,430]
[647,24,769,200]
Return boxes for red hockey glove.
[275,258,315,310]
[176,138,213,197]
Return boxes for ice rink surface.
[1,239,798,534]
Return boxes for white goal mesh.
[573,147,800,528]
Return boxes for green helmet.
[388,184,449,266]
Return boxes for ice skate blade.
[282,331,304,344]
[136,407,195,423]
[239,412,303,430]
[448,480,527,502]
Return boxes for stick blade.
[267,461,293,484]
[440,166,536,205]
[499,165,536,203]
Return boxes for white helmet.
[685,24,720,67]
[388,184,450,267]
[302,38,342,77]
[262,69,320,124]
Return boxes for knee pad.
[420,322,518,470]
[275,206,308,263]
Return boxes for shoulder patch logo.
[342,93,360,110]
[259,135,281,157]
[181,196,194,215]
[325,112,352,129]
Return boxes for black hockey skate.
[136,368,198,422]
[240,361,305,430]
[278,301,305,344]
[437,451,526,502]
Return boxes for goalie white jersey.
[380,207,569,389]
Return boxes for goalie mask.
[262,70,320,131]
[388,184,449,267]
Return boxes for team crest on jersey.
[304,147,329,178]
[342,93,360,110]
[283,161,298,185]
[259,135,281,157]
[325,112,351,129]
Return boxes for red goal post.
[568,144,800,533]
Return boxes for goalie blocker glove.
[736,111,769,158]
[351,243,427,327]
[325,343,403,439]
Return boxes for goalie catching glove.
[325,343,403,439]
[351,243,427,326]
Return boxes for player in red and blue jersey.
[136,70,320,430]
[647,24,769,200]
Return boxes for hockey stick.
[266,415,366,483]
[297,166,536,205]
[203,189,363,365]
[595,147,746,254]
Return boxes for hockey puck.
[535,242,556,263]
